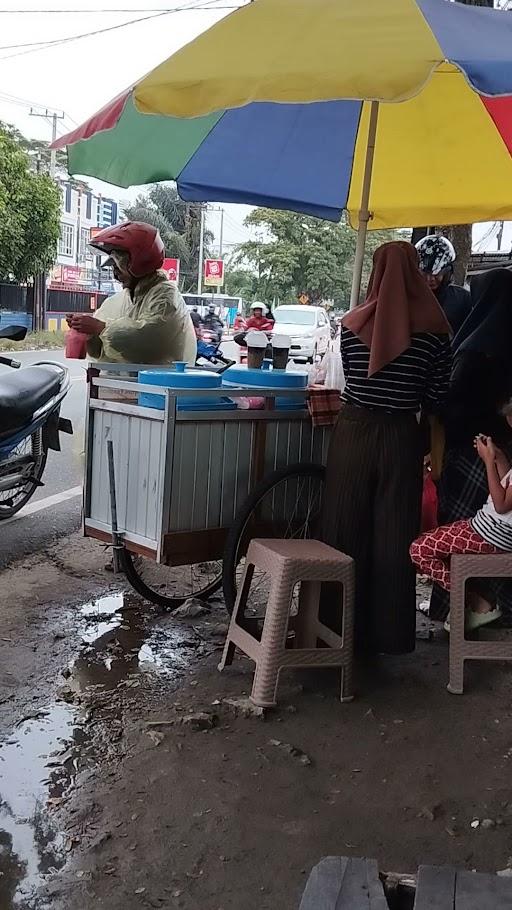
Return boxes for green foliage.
[0,123,61,281]
[235,208,401,306]
[0,330,65,352]
[124,184,213,292]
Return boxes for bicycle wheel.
[122,550,223,610]
[0,430,47,520]
[222,462,326,617]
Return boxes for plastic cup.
[271,333,291,370]
[245,330,267,370]
[247,347,265,369]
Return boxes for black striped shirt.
[340,325,452,413]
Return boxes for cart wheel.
[121,550,222,610]
[222,462,326,617]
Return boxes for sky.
[0,0,255,252]
[0,0,510,254]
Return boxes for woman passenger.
[322,241,451,654]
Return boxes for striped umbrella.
[54,0,512,304]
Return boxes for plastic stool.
[448,552,512,694]
[218,538,355,707]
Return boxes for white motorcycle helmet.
[415,235,456,276]
[250,301,266,312]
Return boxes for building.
[53,178,120,291]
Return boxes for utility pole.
[29,108,65,176]
[197,205,206,295]
[218,208,224,259]
[29,109,65,332]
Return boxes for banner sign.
[162,257,180,282]
[204,258,224,287]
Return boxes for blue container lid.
[222,365,307,389]
[139,368,221,389]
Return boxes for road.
[0,342,239,569]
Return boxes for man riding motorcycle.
[67,221,196,364]
[415,235,471,338]
[233,302,275,347]
[190,306,203,336]
[202,305,224,344]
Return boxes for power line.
[0,4,204,51]
[0,89,64,113]
[0,0,241,60]
[0,5,239,11]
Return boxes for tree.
[234,208,400,308]
[124,184,213,292]
[0,124,60,282]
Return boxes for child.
[410,416,512,631]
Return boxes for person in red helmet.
[66,221,196,364]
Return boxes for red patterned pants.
[410,519,498,591]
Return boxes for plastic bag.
[65,328,88,359]
[323,350,345,392]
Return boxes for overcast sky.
[0,0,255,251]
[0,1,508,253]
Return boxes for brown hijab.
[343,241,451,376]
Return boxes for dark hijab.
[453,269,512,358]
[446,269,512,447]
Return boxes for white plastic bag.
[322,350,345,392]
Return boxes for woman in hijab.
[322,241,451,655]
[429,268,512,624]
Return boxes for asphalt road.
[0,341,239,569]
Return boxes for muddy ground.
[2,535,512,909]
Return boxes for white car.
[272,305,331,362]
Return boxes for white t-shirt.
[472,468,512,550]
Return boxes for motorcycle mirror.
[0,325,27,341]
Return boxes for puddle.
[0,591,211,906]
[71,591,201,692]
[0,703,82,908]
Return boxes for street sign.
[204,258,224,287]
[162,257,180,282]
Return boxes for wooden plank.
[299,857,349,909]
[299,857,388,909]
[162,528,226,565]
[455,869,512,909]
[83,523,157,560]
[414,865,457,909]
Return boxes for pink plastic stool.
[219,538,355,707]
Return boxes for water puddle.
[71,591,198,692]
[0,703,82,908]
[0,590,207,905]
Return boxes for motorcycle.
[0,325,72,520]
[195,328,235,372]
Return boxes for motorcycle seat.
[0,366,63,432]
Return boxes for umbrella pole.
[349,100,379,309]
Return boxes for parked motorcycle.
[0,325,72,519]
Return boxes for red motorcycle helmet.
[90,221,165,278]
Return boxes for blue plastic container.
[221,365,308,409]
[138,363,237,411]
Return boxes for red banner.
[162,257,180,283]
[204,258,224,287]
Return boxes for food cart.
[84,363,330,609]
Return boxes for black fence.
[47,288,108,313]
[0,282,110,332]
